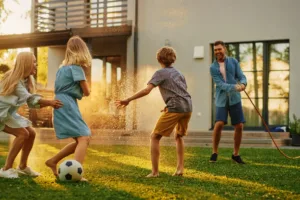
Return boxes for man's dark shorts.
[216,101,245,125]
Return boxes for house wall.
[131,0,300,131]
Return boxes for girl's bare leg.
[74,136,90,164]
[2,126,29,170]
[45,141,77,176]
[19,127,36,169]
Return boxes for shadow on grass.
[0,143,143,200]
[87,145,300,196]
[84,147,300,199]
[0,176,144,200]
[1,143,300,200]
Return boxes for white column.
[47,47,66,90]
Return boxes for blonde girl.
[0,52,63,179]
[45,36,91,181]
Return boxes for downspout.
[133,0,138,129]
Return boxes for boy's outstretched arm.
[115,84,155,108]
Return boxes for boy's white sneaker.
[16,166,41,177]
[0,168,19,178]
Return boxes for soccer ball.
[58,160,83,181]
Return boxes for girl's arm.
[38,99,63,109]
[80,80,90,97]
[14,82,63,109]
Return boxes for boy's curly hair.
[156,46,176,67]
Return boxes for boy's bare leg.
[2,126,28,170]
[148,134,162,177]
[212,121,225,154]
[45,141,77,176]
[74,136,90,164]
[233,123,243,156]
[19,127,36,169]
[174,134,184,175]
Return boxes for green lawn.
[0,142,299,200]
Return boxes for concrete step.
[36,138,292,148]
[0,128,291,148]
[36,128,290,139]
[34,133,292,148]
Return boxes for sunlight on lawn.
[187,170,298,198]
[249,162,300,170]
[34,178,67,191]
[88,148,152,170]
[22,144,67,191]
[37,144,61,154]
[1,143,300,199]
[88,149,298,198]
[0,146,7,156]
[88,149,227,200]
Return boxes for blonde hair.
[62,36,92,68]
[156,46,177,67]
[0,52,36,96]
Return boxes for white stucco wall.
[133,0,300,131]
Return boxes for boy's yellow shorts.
[152,111,192,137]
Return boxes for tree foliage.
[37,47,48,86]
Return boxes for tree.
[0,0,19,23]
[0,63,9,79]
[0,0,9,23]
[0,0,20,70]
[0,48,18,68]
[0,63,9,73]
[37,47,48,86]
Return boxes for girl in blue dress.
[45,36,91,181]
[0,52,63,179]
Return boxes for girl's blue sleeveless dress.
[54,65,90,139]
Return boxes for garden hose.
[244,90,300,159]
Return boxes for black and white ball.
[58,160,83,181]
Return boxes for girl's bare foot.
[80,177,88,182]
[172,172,183,176]
[173,170,184,176]
[145,173,159,178]
[45,159,58,177]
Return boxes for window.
[211,40,289,129]
[89,0,126,27]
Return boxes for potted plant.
[289,114,300,146]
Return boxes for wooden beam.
[0,26,132,49]
[0,30,71,49]
[71,25,132,38]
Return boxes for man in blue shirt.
[210,41,247,164]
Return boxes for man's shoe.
[232,155,246,164]
[209,153,218,162]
